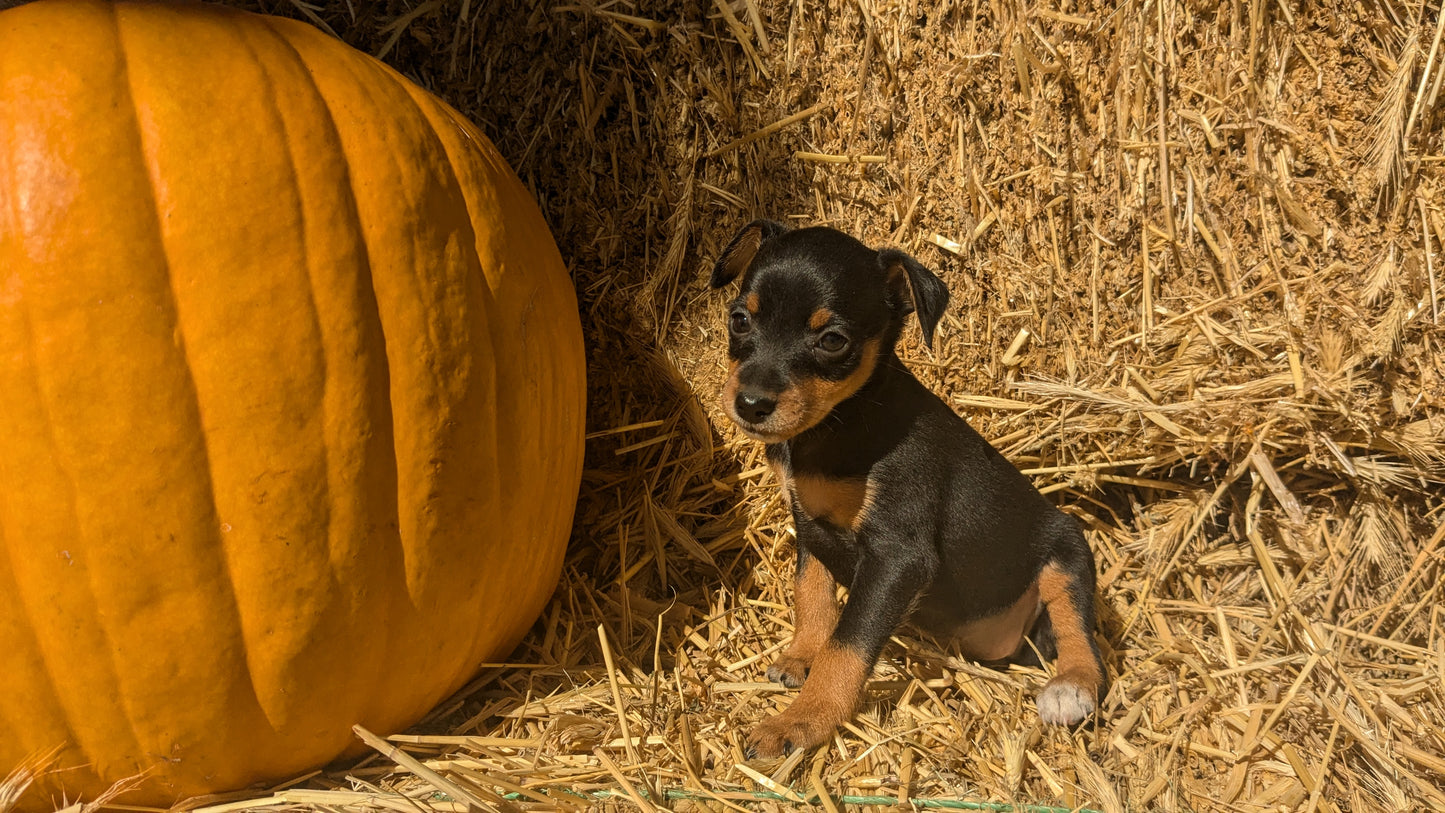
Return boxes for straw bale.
[8,0,1445,810]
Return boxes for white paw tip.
[1037,680,1096,726]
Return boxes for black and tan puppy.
[711,220,1106,757]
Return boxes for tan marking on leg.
[795,642,869,714]
[946,581,1042,662]
[750,642,869,756]
[792,475,867,528]
[789,557,840,660]
[745,292,761,313]
[1037,564,1102,689]
[1036,562,1102,724]
[768,556,840,688]
[808,307,835,330]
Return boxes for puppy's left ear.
[879,248,950,348]
[711,219,790,288]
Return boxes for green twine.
[496,786,1101,812]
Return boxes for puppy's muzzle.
[722,375,794,442]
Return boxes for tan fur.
[768,556,841,687]
[768,338,880,438]
[851,479,877,532]
[720,359,740,423]
[789,556,841,658]
[792,474,867,528]
[720,339,882,442]
[749,642,869,756]
[945,581,1041,662]
[1037,564,1103,689]
[745,292,760,313]
[808,307,834,330]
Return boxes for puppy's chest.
[790,473,869,529]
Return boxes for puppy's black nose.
[735,392,776,424]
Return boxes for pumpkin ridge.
[383,75,518,694]
[72,1,210,770]
[323,54,432,609]
[422,102,582,682]
[0,310,98,781]
[228,22,338,737]
[430,96,584,662]
[296,34,506,634]
[109,1,271,749]
[237,15,408,736]
[262,20,417,713]
[0,0,205,782]
[268,21,485,711]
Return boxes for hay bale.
[8,0,1444,810]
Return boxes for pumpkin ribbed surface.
[0,1,584,807]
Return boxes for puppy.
[711,220,1106,757]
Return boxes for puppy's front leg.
[749,549,933,757]
[767,545,840,688]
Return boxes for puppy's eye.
[729,311,752,335]
[817,331,849,354]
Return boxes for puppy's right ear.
[711,219,790,288]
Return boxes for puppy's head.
[710,220,949,443]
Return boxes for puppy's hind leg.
[1013,604,1057,670]
[1033,517,1106,726]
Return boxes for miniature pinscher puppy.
[711,220,1106,757]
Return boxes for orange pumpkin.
[0,0,584,807]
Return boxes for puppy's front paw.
[747,710,835,758]
[765,654,810,688]
[1037,676,1096,726]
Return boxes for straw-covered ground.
[9,0,1445,810]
